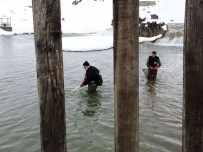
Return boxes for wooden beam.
[139,1,156,6]
[183,0,203,151]
[114,0,139,151]
[32,0,67,151]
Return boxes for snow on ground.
[140,0,185,23]
[61,0,113,33]
[0,0,185,35]
[0,0,186,50]
[62,31,164,52]
[0,28,14,35]
[63,35,113,51]
[139,34,162,43]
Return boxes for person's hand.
[149,66,153,69]
[80,83,84,87]
[154,66,159,70]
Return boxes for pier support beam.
[32,0,67,151]
[113,0,139,152]
[183,0,203,151]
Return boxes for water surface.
[0,35,183,152]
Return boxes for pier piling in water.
[32,0,67,151]
[183,0,203,151]
[113,0,139,151]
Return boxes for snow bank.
[62,29,163,52]
[0,0,185,36]
[140,0,185,23]
[62,28,113,51]
[0,28,14,36]
[0,0,185,49]
[139,34,162,43]
[61,0,113,33]
[62,35,113,52]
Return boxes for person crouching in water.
[146,51,161,80]
[80,61,100,93]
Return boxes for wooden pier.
[0,18,12,32]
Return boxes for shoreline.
[0,23,184,36]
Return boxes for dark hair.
[152,51,156,54]
[83,61,89,66]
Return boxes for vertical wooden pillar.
[183,0,203,151]
[32,0,67,151]
[113,0,139,152]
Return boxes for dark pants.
[147,69,158,80]
[88,81,97,93]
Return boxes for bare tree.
[183,0,203,151]
[32,0,67,151]
[113,0,139,152]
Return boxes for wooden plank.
[139,1,156,6]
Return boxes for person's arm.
[82,74,91,86]
[80,78,89,87]
[158,58,161,67]
[80,69,93,87]
[147,57,153,69]
[146,57,150,68]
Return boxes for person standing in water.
[80,61,100,93]
[146,51,161,80]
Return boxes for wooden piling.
[183,0,203,151]
[32,0,67,151]
[113,0,139,152]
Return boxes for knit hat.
[83,61,89,66]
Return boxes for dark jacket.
[147,56,161,68]
[83,66,100,85]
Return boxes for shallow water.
[0,35,183,152]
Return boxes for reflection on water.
[139,43,183,152]
[0,35,183,152]
[146,81,157,95]
[81,92,102,117]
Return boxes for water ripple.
[0,35,183,152]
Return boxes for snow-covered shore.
[0,0,185,34]
[0,0,185,50]
[62,30,163,52]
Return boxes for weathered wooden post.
[32,0,67,151]
[183,0,203,151]
[113,0,139,152]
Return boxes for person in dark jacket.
[146,51,161,80]
[80,61,100,93]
